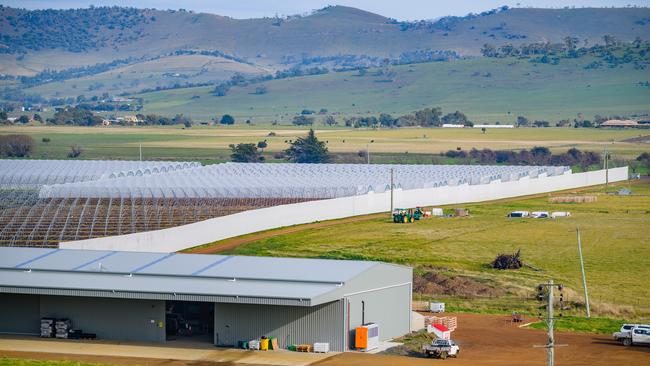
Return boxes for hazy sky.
[4,0,649,20]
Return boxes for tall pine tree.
[284,129,330,163]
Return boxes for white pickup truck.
[422,338,460,359]
[612,324,650,346]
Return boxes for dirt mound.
[413,269,504,298]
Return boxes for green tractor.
[392,207,424,223]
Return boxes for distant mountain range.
[1,5,649,99]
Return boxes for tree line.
[481,37,649,69]
[444,147,602,169]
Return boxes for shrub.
[229,143,264,162]
[292,115,314,126]
[445,150,468,158]
[0,134,35,157]
[68,145,84,158]
[220,114,235,125]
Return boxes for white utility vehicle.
[613,324,650,346]
[422,338,460,359]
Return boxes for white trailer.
[429,302,445,312]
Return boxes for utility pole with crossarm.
[534,280,568,366]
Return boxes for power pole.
[535,280,567,366]
[576,229,591,318]
[390,168,394,216]
[547,280,555,366]
[139,143,142,161]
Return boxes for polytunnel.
[0,160,571,247]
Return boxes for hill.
[2,5,649,111]
[3,5,649,70]
[25,54,270,98]
[0,6,648,74]
[130,51,650,123]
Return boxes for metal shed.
[0,247,412,351]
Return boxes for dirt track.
[318,313,650,365]
[3,314,648,366]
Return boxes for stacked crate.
[40,318,55,338]
[55,319,72,339]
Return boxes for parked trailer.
[551,211,571,218]
[429,302,445,313]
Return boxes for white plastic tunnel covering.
[37,163,572,200]
[104,162,201,179]
[0,159,201,189]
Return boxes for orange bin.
[355,326,368,349]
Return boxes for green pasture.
[1,125,648,162]
[213,181,650,318]
[132,56,650,123]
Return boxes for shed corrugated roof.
[0,247,382,306]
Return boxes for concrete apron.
[0,335,335,366]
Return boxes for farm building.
[600,119,641,128]
[0,247,412,351]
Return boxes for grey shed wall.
[0,294,166,342]
[325,263,412,349]
[39,295,166,342]
[214,300,345,351]
[345,283,411,348]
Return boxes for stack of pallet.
[313,343,330,353]
[40,318,55,338]
[411,300,429,311]
[55,319,72,339]
[424,316,457,332]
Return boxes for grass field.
[1,125,648,163]
[131,56,650,123]
[206,181,650,319]
[25,55,269,99]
